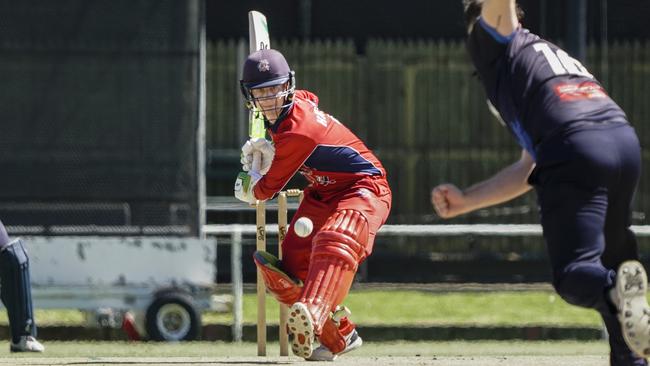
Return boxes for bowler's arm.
[459,149,534,212]
[481,0,518,36]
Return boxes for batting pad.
[0,239,36,343]
[254,250,302,305]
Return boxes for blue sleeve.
[477,17,516,44]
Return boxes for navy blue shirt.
[467,18,627,161]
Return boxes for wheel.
[145,292,201,341]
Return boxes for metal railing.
[205,222,650,342]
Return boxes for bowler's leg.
[602,126,649,364]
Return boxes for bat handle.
[251,150,262,174]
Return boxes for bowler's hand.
[431,184,466,219]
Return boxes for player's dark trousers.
[0,238,37,344]
[531,122,643,364]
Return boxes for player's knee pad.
[312,209,369,266]
[253,251,301,305]
[299,210,368,333]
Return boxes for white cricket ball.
[293,217,313,238]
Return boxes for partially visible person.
[432,1,649,365]
[0,220,44,352]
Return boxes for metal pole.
[231,228,243,342]
[539,0,548,37]
[600,0,609,87]
[236,40,247,144]
[196,0,207,239]
[299,0,312,40]
[277,192,289,356]
[256,201,266,356]
[566,0,587,62]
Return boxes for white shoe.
[616,260,650,358]
[307,328,363,361]
[307,306,362,361]
[10,336,44,353]
[288,302,315,359]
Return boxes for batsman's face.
[251,82,290,124]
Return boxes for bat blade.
[247,11,271,173]
[249,109,266,139]
[248,10,270,141]
[248,11,270,53]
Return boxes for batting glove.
[234,170,262,204]
[240,138,274,175]
[250,138,275,175]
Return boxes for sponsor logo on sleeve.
[554,82,607,101]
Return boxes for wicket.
[256,189,304,356]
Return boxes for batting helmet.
[240,49,295,115]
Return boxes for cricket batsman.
[234,48,392,360]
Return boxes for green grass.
[203,290,605,327]
[4,289,619,328]
[0,310,84,326]
[0,340,608,358]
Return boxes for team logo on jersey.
[257,59,270,72]
[315,175,336,186]
[299,166,312,175]
[299,167,336,186]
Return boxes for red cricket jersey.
[253,90,386,201]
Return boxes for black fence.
[0,0,204,236]
[207,39,650,226]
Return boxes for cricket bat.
[248,10,270,174]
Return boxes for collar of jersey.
[268,103,295,134]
